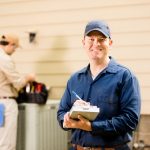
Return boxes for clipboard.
[69,105,100,121]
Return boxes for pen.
[72,91,82,100]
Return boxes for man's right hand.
[73,100,90,106]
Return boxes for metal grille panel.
[16,101,68,150]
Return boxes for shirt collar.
[0,47,6,55]
[78,56,120,75]
[106,56,120,73]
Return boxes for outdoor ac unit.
[16,100,69,150]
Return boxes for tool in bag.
[17,81,48,104]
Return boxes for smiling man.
[57,20,141,150]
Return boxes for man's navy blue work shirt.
[57,57,141,147]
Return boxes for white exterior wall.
[0,0,150,114]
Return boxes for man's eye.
[89,38,94,41]
[99,38,105,42]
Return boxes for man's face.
[82,30,112,61]
[4,42,17,55]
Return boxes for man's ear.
[109,39,113,46]
[82,38,85,46]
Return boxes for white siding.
[0,0,150,114]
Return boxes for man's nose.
[93,39,101,46]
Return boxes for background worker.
[0,34,35,150]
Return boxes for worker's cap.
[84,20,111,39]
[0,34,20,48]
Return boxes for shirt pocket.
[96,94,119,118]
[100,93,119,104]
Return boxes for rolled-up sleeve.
[1,58,26,90]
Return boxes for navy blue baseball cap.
[84,20,111,39]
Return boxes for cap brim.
[85,28,109,38]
